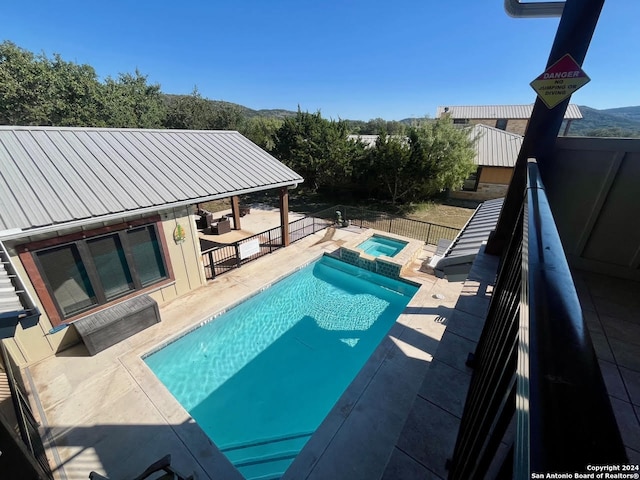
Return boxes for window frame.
[495,118,508,130]
[18,216,174,326]
[462,167,482,191]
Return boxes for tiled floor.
[573,270,640,463]
[380,256,640,479]
[381,247,500,480]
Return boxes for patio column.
[279,187,290,246]
[230,195,241,230]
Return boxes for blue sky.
[3,1,638,120]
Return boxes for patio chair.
[88,454,194,480]
[211,218,231,235]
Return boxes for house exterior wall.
[479,166,513,185]
[450,166,513,201]
[543,136,640,281]
[468,119,529,135]
[2,207,206,365]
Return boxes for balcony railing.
[448,159,627,479]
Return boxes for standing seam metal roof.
[470,124,523,168]
[0,126,303,234]
[436,104,582,119]
[433,198,505,278]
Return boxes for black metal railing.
[1,342,53,479]
[448,159,626,479]
[201,216,331,280]
[312,205,460,246]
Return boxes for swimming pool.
[144,254,417,480]
[357,234,408,258]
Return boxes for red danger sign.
[530,54,590,108]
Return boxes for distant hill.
[161,94,640,137]
[162,94,298,120]
[570,105,640,137]
[599,106,640,123]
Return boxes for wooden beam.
[230,195,241,230]
[279,187,290,246]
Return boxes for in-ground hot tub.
[357,235,408,258]
[339,230,424,278]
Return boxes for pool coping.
[127,243,459,480]
[339,229,426,279]
[28,226,462,480]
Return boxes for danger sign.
[530,54,590,109]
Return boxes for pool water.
[357,235,408,258]
[144,255,417,480]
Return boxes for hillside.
[161,94,640,137]
[600,106,640,123]
[570,105,640,137]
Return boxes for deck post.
[280,187,290,247]
[486,0,605,255]
[230,195,241,230]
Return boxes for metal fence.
[1,342,53,479]
[312,205,460,246]
[448,160,626,479]
[201,216,332,280]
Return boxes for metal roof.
[470,124,523,168]
[436,104,582,119]
[432,198,504,280]
[0,126,303,236]
[349,127,521,168]
[347,134,379,148]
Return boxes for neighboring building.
[436,104,582,135]
[0,126,303,365]
[453,124,523,201]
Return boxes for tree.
[239,116,283,150]
[101,70,165,128]
[272,109,365,191]
[48,53,103,126]
[164,88,215,130]
[208,101,244,130]
[360,117,476,204]
[406,117,476,199]
[0,41,51,124]
[164,89,244,131]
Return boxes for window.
[463,167,481,191]
[37,245,97,317]
[87,234,134,300]
[495,118,508,130]
[35,224,168,319]
[453,118,469,125]
[126,226,166,287]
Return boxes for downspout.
[504,0,564,18]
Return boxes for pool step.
[221,432,313,480]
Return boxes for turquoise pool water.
[144,255,417,480]
[357,235,408,258]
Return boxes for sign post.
[530,54,590,108]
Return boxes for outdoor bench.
[73,295,160,355]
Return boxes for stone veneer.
[339,230,425,279]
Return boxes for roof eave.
[0,179,303,242]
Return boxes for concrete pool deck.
[25,209,471,480]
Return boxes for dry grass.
[403,202,477,229]
[199,194,477,230]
